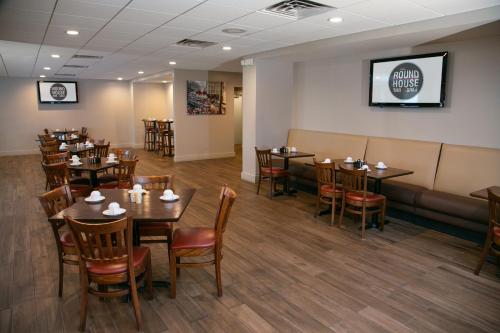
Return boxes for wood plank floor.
[0,147,499,333]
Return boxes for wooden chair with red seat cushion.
[338,165,386,239]
[45,151,90,185]
[131,175,175,247]
[42,162,92,199]
[255,147,288,198]
[475,188,500,275]
[64,215,153,332]
[169,185,237,298]
[314,158,343,226]
[98,159,138,189]
[38,185,78,297]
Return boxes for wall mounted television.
[369,52,448,108]
[37,81,79,104]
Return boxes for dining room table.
[67,157,117,187]
[49,188,196,288]
[65,144,94,157]
[470,186,500,200]
[271,150,315,194]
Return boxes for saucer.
[84,196,105,203]
[70,161,82,166]
[106,159,117,164]
[102,208,126,216]
[375,165,387,170]
[128,189,148,194]
[160,194,179,202]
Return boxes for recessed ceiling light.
[43,67,51,70]
[40,75,46,78]
[328,17,343,23]
[222,46,232,51]
[51,54,60,58]
[66,30,79,35]
[169,61,176,65]
[117,77,123,80]
[138,71,144,74]
[162,80,167,83]
[222,28,247,34]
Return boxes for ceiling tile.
[191,31,235,43]
[113,8,175,26]
[315,0,370,8]
[207,0,279,11]
[55,0,122,20]
[344,0,442,26]
[44,25,98,48]
[50,13,108,30]
[299,8,387,32]
[409,0,500,15]
[0,7,52,25]
[207,23,263,37]
[0,22,46,44]
[231,12,293,29]
[128,0,204,15]
[164,16,221,31]
[148,26,199,39]
[0,0,57,12]
[183,2,253,22]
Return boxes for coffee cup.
[272,148,278,153]
[323,158,331,163]
[71,154,80,160]
[108,202,120,214]
[290,147,297,152]
[133,184,143,192]
[377,161,386,168]
[163,189,174,199]
[109,153,116,158]
[90,191,101,200]
[346,156,353,162]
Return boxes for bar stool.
[166,121,174,156]
[143,119,156,151]
[155,120,168,155]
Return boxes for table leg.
[90,171,99,188]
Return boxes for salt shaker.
[135,191,142,204]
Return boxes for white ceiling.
[0,0,499,80]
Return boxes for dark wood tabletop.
[271,151,315,159]
[49,188,196,223]
[66,144,93,154]
[333,159,414,180]
[470,186,500,200]
[67,157,117,172]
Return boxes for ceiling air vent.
[63,64,89,68]
[176,39,217,48]
[259,0,334,20]
[72,54,103,59]
[55,73,76,77]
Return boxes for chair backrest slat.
[255,147,272,169]
[314,158,335,188]
[214,185,237,241]
[42,162,70,189]
[132,175,174,191]
[92,142,110,157]
[338,165,368,199]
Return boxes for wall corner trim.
[241,171,257,183]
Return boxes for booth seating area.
[286,129,500,236]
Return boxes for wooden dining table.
[470,186,500,200]
[67,157,117,187]
[272,151,315,194]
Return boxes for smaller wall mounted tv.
[369,52,447,108]
[37,81,79,104]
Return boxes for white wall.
[132,82,170,147]
[292,36,500,148]
[0,77,134,155]
[172,69,241,162]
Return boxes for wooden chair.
[98,159,138,189]
[64,215,153,331]
[38,185,78,297]
[132,175,175,246]
[314,159,343,226]
[255,147,288,198]
[79,127,88,143]
[474,188,500,275]
[91,142,110,157]
[169,185,237,298]
[44,151,69,164]
[42,162,92,198]
[143,120,156,151]
[338,165,386,239]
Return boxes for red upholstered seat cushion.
[260,167,287,175]
[345,191,385,202]
[86,247,149,275]
[171,227,215,250]
[60,231,75,247]
[320,184,343,196]
[494,226,500,246]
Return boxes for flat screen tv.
[37,81,78,104]
[369,52,447,108]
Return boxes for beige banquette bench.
[286,129,500,234]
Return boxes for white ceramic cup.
[164,189,174,199]
[291,147,297,152]
[377,161,385,168]
[108,202,120,214]
[71,155,79,160]
[346,156,353,162]
[90,191,101,200]
[109,153,116,158]
[324,158,331,163]
[272,148,278,152]
[133,184,143,192]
